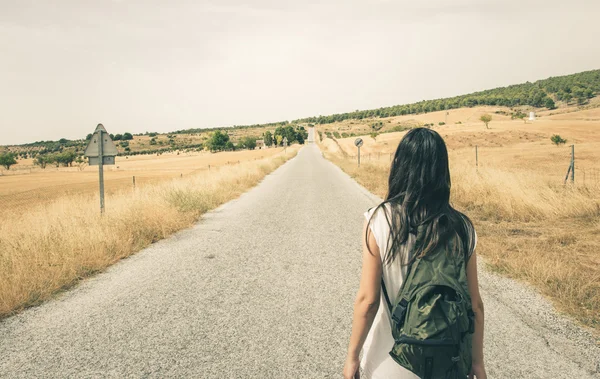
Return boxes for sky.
[1,0,599,145]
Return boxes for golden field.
[0,147,282,214]
[318,104,600,330]
[0,147,298,318]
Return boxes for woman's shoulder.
[452,210,478,258]
[366,203,394,224]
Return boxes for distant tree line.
[172,121,290,135]
[204,125,309,152]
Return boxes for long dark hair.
[366,127,475,265]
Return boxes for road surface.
[1,130,599,378]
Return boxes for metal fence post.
[564,144,575,185]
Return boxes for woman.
[343,128,486,379]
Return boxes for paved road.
[1,130,599,378]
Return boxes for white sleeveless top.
[360,205,476,379]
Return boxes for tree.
[34,154,49,169]
[283,125,297,145]
[122,132,134,141]
[239,136,257,150]
[55,151,77,167]
[480,114,492,129]
[264,131,273,147]
[275,135,283,147]
[295,126,308,144]
[113,134,123,141]
[550,134,567,146]
[544,97,556,109]
[0,152,17,170]
[86,133,93,141]
[206,131,230,152]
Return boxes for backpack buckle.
[391,298,408,324]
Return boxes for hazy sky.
[1,0,599,145]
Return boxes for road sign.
[84,124,118,165]
[355,138,363,167]
[84,123,118,213]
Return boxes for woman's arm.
[343,219,382,379]
[466,251,487,379]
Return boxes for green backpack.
[381,228,475,379]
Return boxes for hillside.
[295,69,600,124]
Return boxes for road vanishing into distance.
[1,129,599,378]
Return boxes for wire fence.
[342,144,600,188]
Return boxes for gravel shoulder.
[0,139,598,378]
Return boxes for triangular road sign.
[84,123,119,157]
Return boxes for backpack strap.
[381,278,393,312]
[382,228,425,326]
[390,256,422,325]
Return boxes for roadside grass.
[324,151,600,331]
[0,149,297,318]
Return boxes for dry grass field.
[0,147,283,215]
[318,104,600,331]
[0,147,298,318]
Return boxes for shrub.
[550,134,567,146]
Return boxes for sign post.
[283,137,288,153]
[354,138,363,167]
[84,124,118,213]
